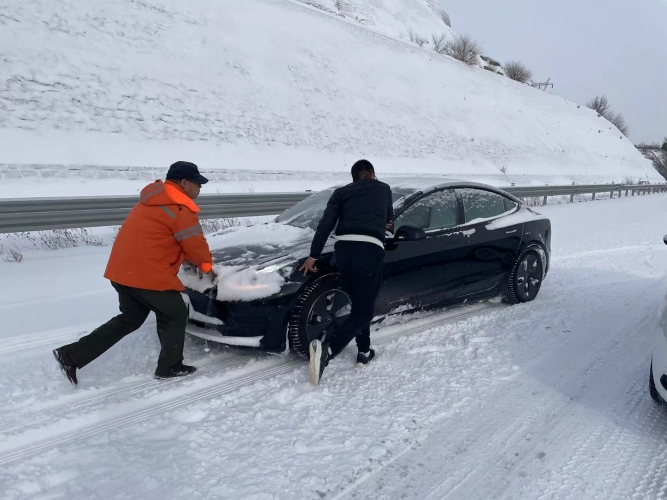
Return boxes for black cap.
[166,161,209,185]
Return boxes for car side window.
[504,198,518,212]
[459,188,508,224]
[394,189,458,232]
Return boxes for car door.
[376,189,470,314]
[456,188,523,296]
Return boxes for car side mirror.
[395,225,426,241]
[664,234,667,245]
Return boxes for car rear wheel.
[650,360,664,404]
[288,274,351,359]
[503,247,544,304]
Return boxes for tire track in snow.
[550,244,663,263]
[0,288,111,311]
[0,303,502,467]
[0,351,253,435]
[0,318,149,362]
[337,279,666,500]
[492,319,663,499]
[0,326,95,362]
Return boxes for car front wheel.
[287,274,351,359]
[503,247,544,304]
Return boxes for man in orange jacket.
[53,161,215,385]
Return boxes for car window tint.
[459,188,507,224]
[394,190,457,232]
[504,198,518,212]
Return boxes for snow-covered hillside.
[293,0,453,40]
[0,0,658,186]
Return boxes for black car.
[181,178,551,358]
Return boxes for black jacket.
[310,179,394,259]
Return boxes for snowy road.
[2,195,667,499]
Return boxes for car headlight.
[256,261,293,274]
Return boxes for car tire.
[650,360,664,404]
[503,247,544,305]
[287,274,351,359]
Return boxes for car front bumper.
[181,289,291,353]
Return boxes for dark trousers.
[65,282,188,370]
[328,241,385,358]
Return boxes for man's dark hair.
[351,160,375,181]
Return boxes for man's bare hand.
[299,257,318,276]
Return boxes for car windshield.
[276,188,410,230]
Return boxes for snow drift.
[0,0,658,184]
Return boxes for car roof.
[328,176,517,201]
[382,176,517,199]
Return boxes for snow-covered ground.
[1,194,667,499]
[0,0,658,185]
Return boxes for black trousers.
[65,282,188,370]
[328,241,385,358]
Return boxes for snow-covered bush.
[415,36,429,47]
[200,217,251,234]
[444,35,482,66]
[587,95,629,137]
[431,33,447,53]
[2,244,24,263]
[504,61,532,84]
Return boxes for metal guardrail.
[0,184,665,233]
[0,192,312,233]
[505,183,667,205]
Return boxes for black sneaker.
[357,349,376,367]
[309,340,330,386]
[53,347,78,386]
[154,363,197,380]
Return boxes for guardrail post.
[570,182,575,203]
[592,192,596,201]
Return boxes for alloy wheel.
[306,289,351,342]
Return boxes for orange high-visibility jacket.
[105,180,213,291]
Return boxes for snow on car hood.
[179,223,315,301]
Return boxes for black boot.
[154,362,197,380]
[356,348,376,367]
[53,347,78,386]
[308,340,330,386]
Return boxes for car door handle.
[443,238,462,245]
[506,230,517,234]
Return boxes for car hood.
[206,222,315,268]
[180,223,334,301]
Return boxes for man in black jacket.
[299,159,393,385]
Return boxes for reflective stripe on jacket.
[104,180,213,291]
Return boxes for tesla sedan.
[181,178,551,359]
